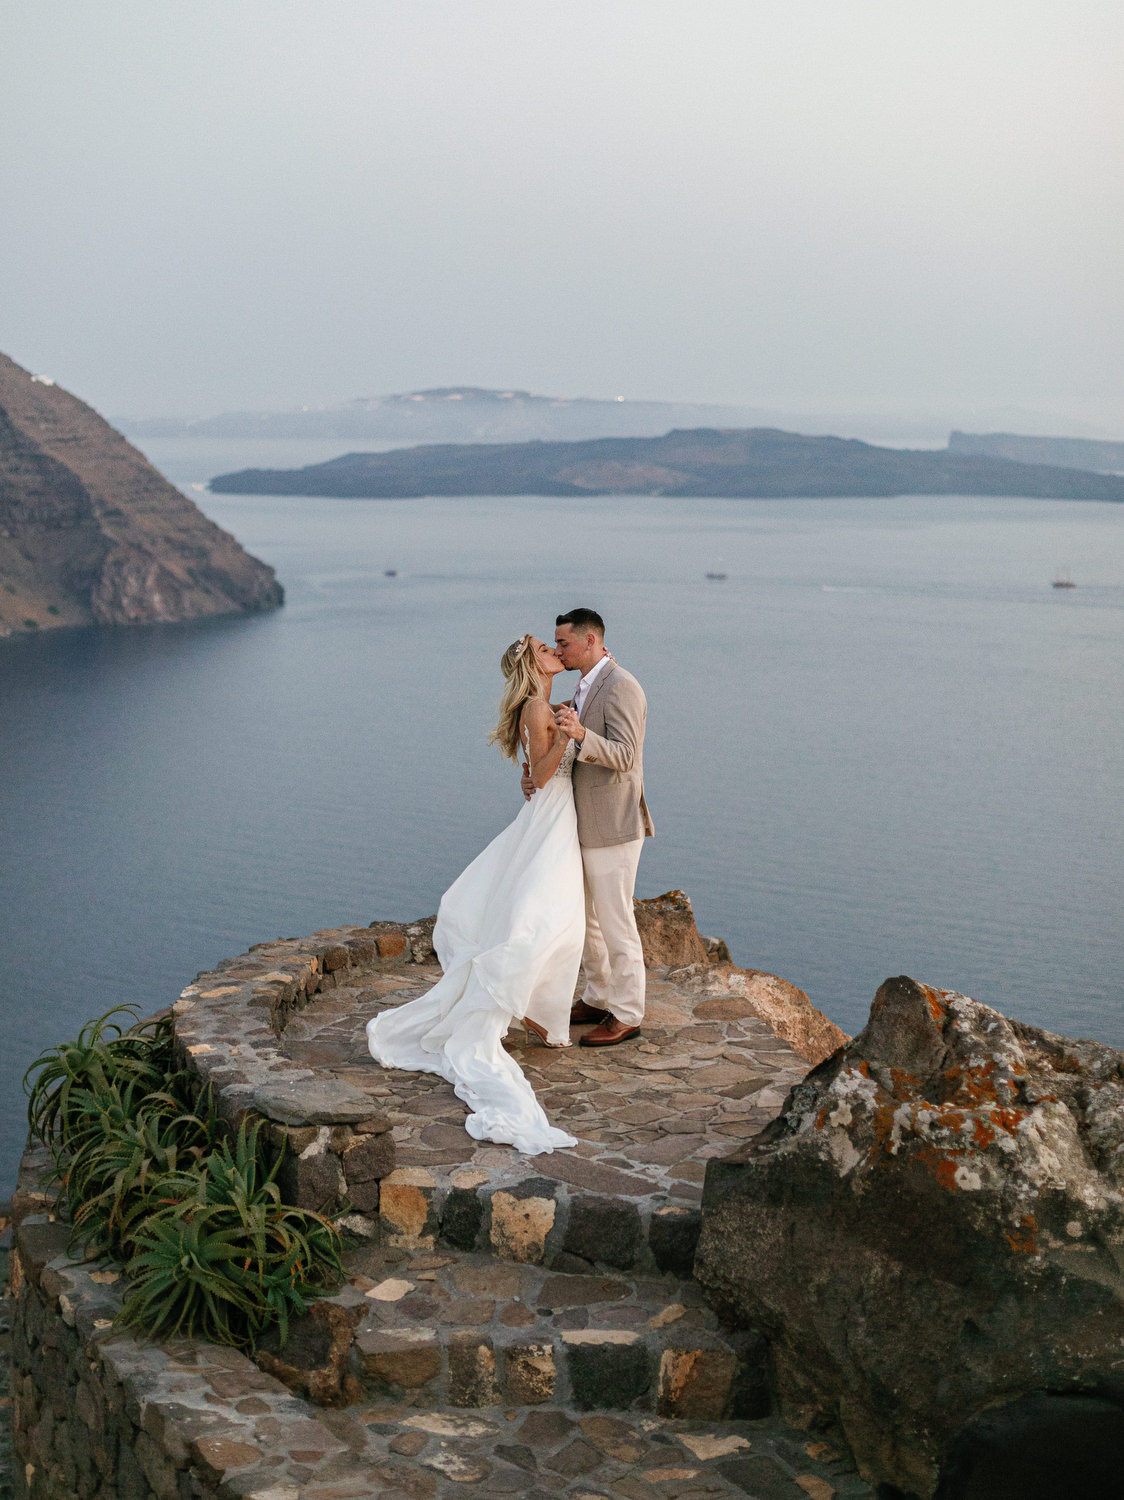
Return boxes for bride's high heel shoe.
[522,1017,572,1049]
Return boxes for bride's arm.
[522,701,567,788]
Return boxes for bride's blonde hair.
[489,634,545,761]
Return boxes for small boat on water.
[1052,570,1076,589]
[385,569,398,577]
[705,571,727,580]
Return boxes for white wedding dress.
[366,734,583,1154]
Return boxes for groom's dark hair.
[556,607,605,637]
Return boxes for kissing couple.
[367,607,653,1155]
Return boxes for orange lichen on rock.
[972,1118,996,1150]
[913,1147,964,1192]
[695,974,1124,1500]
[1004,1214,1038,1255]
[920,984,948,1023]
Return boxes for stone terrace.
[7,897,875,1500]
[285,957,810,1262]
[167,896,844,1280]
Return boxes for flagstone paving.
[278,961,810,1205]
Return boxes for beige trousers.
[579,837,646,1026]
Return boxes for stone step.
[293,1240,760,1421]
[375,1160,704,1279]
[348,1403,875,1499]
[14,1215,874,1497]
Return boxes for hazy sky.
[2,2,1121,424]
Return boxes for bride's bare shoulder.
[521,698,553,728]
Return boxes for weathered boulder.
[712,964,847,1066]
[695,975,1124,1499]
[632,890,846,1064]
[633,890,709,968]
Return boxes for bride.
[366,633,583,1155]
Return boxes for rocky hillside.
[0,353,282,641]
[210,426,1124,501]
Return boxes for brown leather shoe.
[570,999,611,1025]
[579,1016,641,1047]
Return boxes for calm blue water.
[2,447,1122,1189]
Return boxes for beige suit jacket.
[571,661,654,848]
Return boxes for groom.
[526,608,653,1046]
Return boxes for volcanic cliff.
[0,352,282,640]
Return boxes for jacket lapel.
[578,660,617,724]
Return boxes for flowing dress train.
[366,736,583,1154]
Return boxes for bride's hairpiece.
[513,633,531,659]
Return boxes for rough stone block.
[403,919,437,963]
[278,1150,344,1213]
[490,1182,557,1264]
[502,1344,556,1405]
[342,1133,395,1185]
[648,1205,701,1277]
[134,1430,180,1500]
[252,1076,375,1126]
[358,1327,442,1390]
[657,1346,737,1419]
[347,1178,380,1213]
[562,1196,642,1270]
[345,937,378,965]
[267,1122,319,1154]
[448,1335,499,1407]
[379,1168,438,1248]
[441,1186,485,1251]
[254,1302,362,1407]
[565,1335,651,1411]
[376,932,408,958]
[322,944,350,972]
[14,1220,71,1288]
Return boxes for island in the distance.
[0,352,283,641]
[209,427,1124,501]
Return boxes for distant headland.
[208,426,1124,502]
[0,352,283,642]
[950,429,1124,474]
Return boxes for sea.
[1,433,1121,1190]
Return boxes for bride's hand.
[553,704,584,743]
[521,760,536,801]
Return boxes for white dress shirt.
[573,653,610,721]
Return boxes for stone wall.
[171,918,436,1229]
[9,1211,379,1500]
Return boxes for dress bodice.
[523,730,577,782]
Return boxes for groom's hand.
[521,761,535,801]
[553,704,585,743]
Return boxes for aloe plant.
[64,1096,218,1258]
[120,1124,342,1347]
[23,1012,343,1351]
[24,1007,176,1156]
